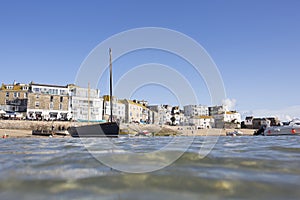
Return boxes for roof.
[226,111,238,114]
[120,99,147,109]
[199,115,212,119]
[194,115,212,119]
[128,100,147,109]
[1,83,29,91]
[30,83,68,88]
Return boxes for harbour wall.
[0,120,96,130]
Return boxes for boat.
[32,129,53,136]
[263,119,300,136]
[135,130,152,137]
[54,130,69,136]
[68,48,119,137]
[226,130,243,136]
[68,122,119,137]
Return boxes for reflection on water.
[1,136,300,200]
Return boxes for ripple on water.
[1,136,300,200]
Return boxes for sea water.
[0,136,300,200]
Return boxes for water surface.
[1,136,300,200]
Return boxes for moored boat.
[263,119,300,136]
[68,122,119,137]
[32,130,53,136]
[226,130,243,136]
[68,48,119,138]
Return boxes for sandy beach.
[0,121,256,138]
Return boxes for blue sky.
[1,0,300,120]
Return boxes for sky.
[0,0,300,120]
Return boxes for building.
[171,106,186,125]
[147,109,159,124]
[103,95,125,123]
[209,105,240,128]
[0,81,29,114]
[213,111,242,129]
[69,85,103,122]
[27,83,70,120]
[209,105,226,116]
[121,99,148,123]
[188,116,214,129]
[184,105,209,117]
[243,117,280,129]
[148,105,173,125]
[243,116,254,129]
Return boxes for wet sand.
[0,126,255,138]
[0,129,33,138]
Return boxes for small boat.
[32,129,53,136]
[54,130,69,136]
[135,130,152,137]
[263,119,300,136]
[226,130,243,136]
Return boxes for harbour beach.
[0,120,255,138]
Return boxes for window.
[50,96,53,102]
[60,96,63,103]
[6,92,9,97]
[24,93,28,98]
[33,88,40,93]
[59,103,63,110]
[14,92,20,98]
[60,90,67,95]
[49,102,54,110]
[22,86,28,90]
[35,102,40,108]
[36,94,39,99]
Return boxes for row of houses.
[242,116,281,129]
[0,81,100,121]
[0,81,242,128]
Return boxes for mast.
[109,48,113,123]
[88,82,90,124]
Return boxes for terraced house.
[69,85,103,122]
[27,83,70,120]
[121,99,149,123]
[0,81,29,115]
[103,95,125,123]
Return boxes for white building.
[148,105,173,125]
[171,106,186,125]
[120,99,147,123]
[189,116,214,129]
[184,105,209,117]
[69,85,103,122]
[103,96,126,123]
[244,116,254,128]
[213,111,242,128]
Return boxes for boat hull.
[264,126,300,136]
[68,122,119,137]
[32,130,53,136]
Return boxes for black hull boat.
[69,49,119,138]
[68,122,119,137]
[32,130,53,136]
